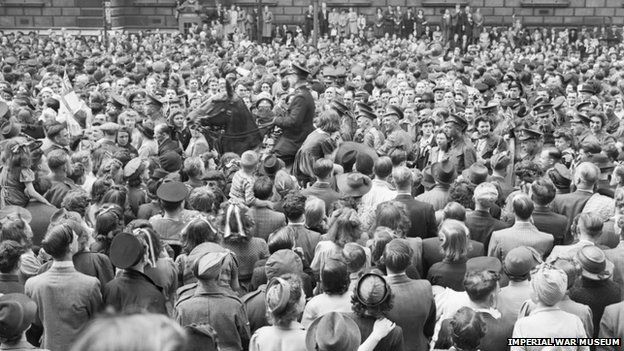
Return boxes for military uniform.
[273,81,315,164]
[448,135,477,173]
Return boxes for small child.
[228,151,260,206]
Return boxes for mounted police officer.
[272,62,315,166]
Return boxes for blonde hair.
[70,314,187,351]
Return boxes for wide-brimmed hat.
[262,154,284,176]
[336,173,372,198]
[432,160,456,185]
[305,312,361,351]
[0,293,37,339]
[577,245,614,281]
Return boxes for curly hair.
[372,201,411,237]
[326,207,362,248]
[265,274,304,328]
[449,179,475,210]
[514,160,544,184]
[91,178,114,204]
[0,240,25,273]
[61,189,91,218]
[188,187,217,214]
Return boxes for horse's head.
[187,81,236,127]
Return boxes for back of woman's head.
[438,219,469,262]
[450,307,487,351]
[42,223,74,260]
[327,207,362,247]
[321,257,350,295]
[91,178,114,204]
[304,196,326,229]
[370,226,395,266]
[61,189,91,218]
[0,217,30,246]
[95,204,124,235]
[220,203,254,241]
[0,240,25,273]
[101,185,128,208]
[70,313,187,351]
[181,217,220,253]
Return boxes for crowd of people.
[1,8,624,351]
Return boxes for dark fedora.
[0,293,37,340]
[432,160,456,185]
[461,162,489,185]
[305,312,361,351]
[336,173,372,198]
[262,154,284,176]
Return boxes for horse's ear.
[225,79,233,98]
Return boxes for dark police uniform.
[273,65,315,164]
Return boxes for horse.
[187,84,262,156]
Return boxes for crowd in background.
[0,6,624,351]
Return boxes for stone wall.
[0,0,178,30]
[0,0,621,30]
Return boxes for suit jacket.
[605,242,624,300]
[158,137,182,157]
[249,206,286,242]
[421,237,484,276]
[599,301,624,349]
[570,277,622,338]
[551,189,594,244]
[546,240,595,263]
[415,185,450,212]
[300,182,341,215]
[488,221,554,261]
[273,84,315,160]
[394,193,437,239]
[531,206,568,246]
[385,274,435,351]
[25,263,102,351]
[465,209,509,251]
